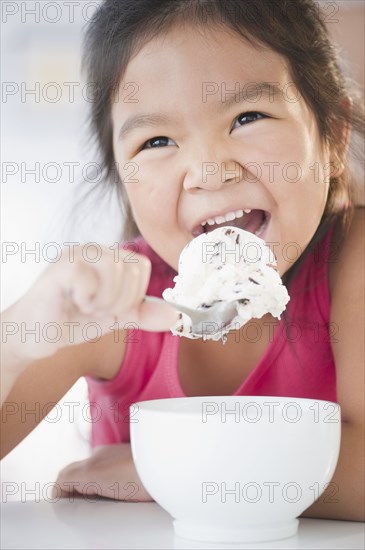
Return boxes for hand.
[52,443,153,502]
[3,244,178,364]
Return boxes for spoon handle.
[143,295,204,319]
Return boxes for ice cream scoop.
[162,226,290,342]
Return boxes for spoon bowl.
[145,295,239,336]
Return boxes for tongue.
[206,209,265,235]
[239,209,265,233]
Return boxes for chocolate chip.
[238,298,249,305]
[198,299,223,309]
[248,277,259,285]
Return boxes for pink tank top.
[86,226,336,446]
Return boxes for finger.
[109,257,151,320]
[51,477,80,500]
[85,254,126,312]
[132,298,180,332]
[51,483,79,500]
[43,255,100,315]
[89,253,151,315]
[133,255,153,306]
[54,248,116,314]
[52,460,88,499]
[70,263,100,314]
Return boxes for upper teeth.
[201,209,251,226]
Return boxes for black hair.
[82,0,364,289]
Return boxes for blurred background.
[1,1,364,499]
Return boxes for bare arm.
[301,208,365,521]
[0,329,126,459]
[1,245,178,458]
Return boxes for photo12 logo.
[1,2,100,24]
[1,480,140,503]
[201,399,340,424]
[201,480,339,504]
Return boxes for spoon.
[144,295,240,336]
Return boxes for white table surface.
[1,499,364,550]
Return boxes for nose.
[183,149,242,192]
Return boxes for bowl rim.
[130,395,341,416]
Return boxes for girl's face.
[112,24,331,275]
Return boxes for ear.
[329,96,352,178]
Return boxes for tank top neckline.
[161,222,335,398]
[164,315,286,397]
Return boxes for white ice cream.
[162,226,290,341]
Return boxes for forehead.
[112,24,291,113]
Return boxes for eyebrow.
[118,113,174,141]
[216,82,283,110]
[118,82,283,141]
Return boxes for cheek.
[260,140,329,206]
[122,161,180,229]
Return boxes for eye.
[232,111,267,130]
[140,136,177,150]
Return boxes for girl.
[1,0,364,521]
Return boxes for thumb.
[134,297,180,332]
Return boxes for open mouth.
[192,209,270,239]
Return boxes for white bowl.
[130,396,341,543]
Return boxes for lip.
[191,206,270,237]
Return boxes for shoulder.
[329,207,364,424]
[329,207,364,291]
